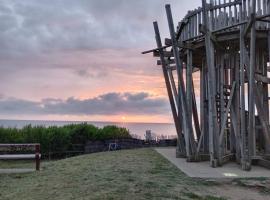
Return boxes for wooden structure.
[143,0,270,170]
[0,143,41,170]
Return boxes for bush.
[0,123,131,155]
[98,125,131,140]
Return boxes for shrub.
[98,125,131,140]
[0,123,131,155]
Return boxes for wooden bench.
[0,144,41,170]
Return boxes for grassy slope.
[0,149,225,200]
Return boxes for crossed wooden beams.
[143,0,270,170]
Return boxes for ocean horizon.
[0,119,177,139]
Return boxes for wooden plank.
[192,79,201,140]
[254,85,270,146]
[198,60,208,153]
[153,22,183,153]
[254,73,270,83]
[0,154,39,160]
[219,82,236,147]
[165,4,197,159]
[202,0,219,167]
[248,0,256,159]
[157,59,175,65]
[0,144,40,147]
[168,70,179,107]
[165,38,172,46]
[153,51,173,58]
[239,1,249,170]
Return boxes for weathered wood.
[192,80,201,140]
[239,1,249,170]
[248,0,256,159]
[145,0,270,171]
[255,73,270,83]
[153,51,173,58]
[153,22,184,154]
[219,82,236,149]
[202,0,219,167]
[0,143,41,171]
[165,4,197,159]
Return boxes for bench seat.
[0,154,41,160]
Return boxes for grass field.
[0,148,268,200]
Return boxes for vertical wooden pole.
[220,54,225,162]
[198,67,205,153]
[187,18,193,141]
[248,0,256,161]
[203,60,209,153]
[202,0,218,167]
[240,1,249,170]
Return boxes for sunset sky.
[0,0,201,123]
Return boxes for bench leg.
[35,154,40,170]
[35,144,40,171]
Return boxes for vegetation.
[0,123,131,154]
[0,148,227,200]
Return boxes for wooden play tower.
[143,0,270,170]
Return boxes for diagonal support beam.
[165,4,197,159]
[219,82,236,145]
[254,86,270,146]
[153,22,184,153]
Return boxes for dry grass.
[0,148,225,200]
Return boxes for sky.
[0,0,201,123]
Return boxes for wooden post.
[165,4,197,160]
[187,19,193,139]
[153,22,184,155]
[202,0,219,167]
[35,144,40,171]
[248,0,256,162]
[240,1,249,170]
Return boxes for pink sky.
[0,0,201,123]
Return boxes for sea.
[0,119,177,140]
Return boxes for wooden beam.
[219,82,236,146]
[165,4,197,159]
[255,73,270,83]
[153,51,173,58]
[157,59,175,65]
[243,14,255,38]
[248,0,256,159]
[192,80,201,140]
[239,2,249,170]
[153,22,183,153]
[254,86,270,146]
[202,0,219,167]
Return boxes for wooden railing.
[177,0,270,42]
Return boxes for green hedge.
[0,123,131,154]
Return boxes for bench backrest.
[0,144,40,154]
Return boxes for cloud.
[0,0,201,58]
[0,0,201,121]
[0,92,170,116]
